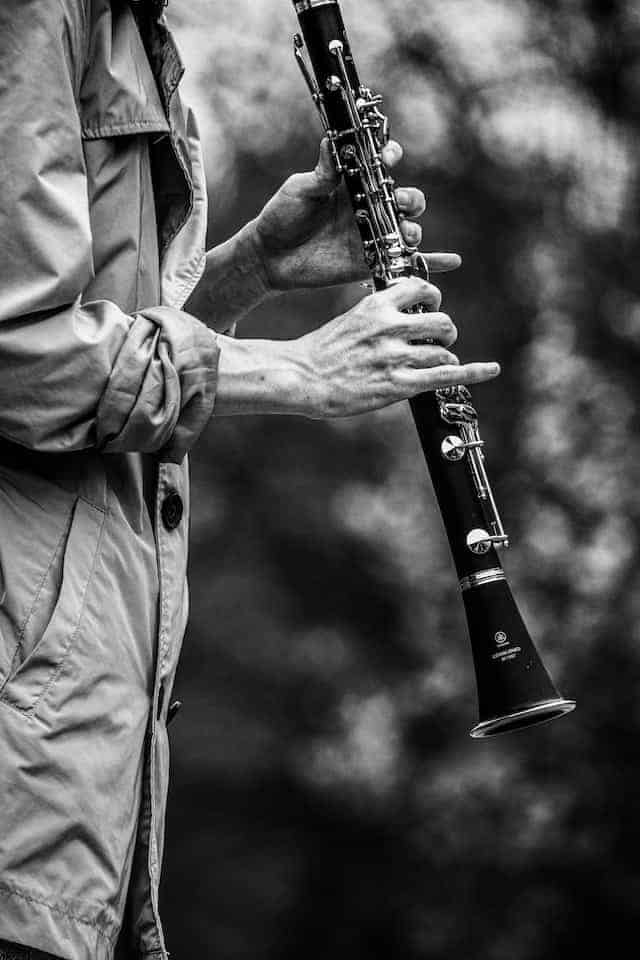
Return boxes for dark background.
[161,1,640,956]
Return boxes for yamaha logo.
[495,631,508,647]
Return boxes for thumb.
[309,137,341,196]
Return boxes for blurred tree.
[161,2,640,958]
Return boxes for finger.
[403,345,460,368]
[308,137,340,197]
[401,221,422,247]
[422,252,462,274]
[405,312,457,347]
[381,139,403,168]
[405,362,500,394]
[395,187,426,218]
[435,361,501,386]
[379,276,442,311]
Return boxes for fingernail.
[405,224,420,243]
[396,189,409,207]
[447,353,459,365]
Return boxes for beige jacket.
[0,1,219,957]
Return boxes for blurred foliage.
[161,1,640,957]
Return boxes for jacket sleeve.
[0,0,219,464]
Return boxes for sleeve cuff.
[96,306,220,462]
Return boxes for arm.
[183,224,271,335]
[213,276,500,418]
[191,141,499,418]
[1,1,496,451]
[0,0,217,463]
[184,138,426,329]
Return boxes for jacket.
[0,1,219,957]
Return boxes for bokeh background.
[161,1,640,957]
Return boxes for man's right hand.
[213,273,500,419]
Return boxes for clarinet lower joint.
[436,386,510,553]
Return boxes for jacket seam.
[163,249,206,310]
[80,0,93,101]
[81,118,169,139]
[0,698,45,723]
[11,526,69,668]
[158,513,171,677]
[176,250,206,306]
[77,494,109,515]
[0,881,118,941]
[135,141,144,309]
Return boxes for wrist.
[188,223,275,331]
[214,334,322,418]
[234,219,274,303]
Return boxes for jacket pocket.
[0,466,75,679]
[0,495,106,717]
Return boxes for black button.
[161,490,183,531]
[167,700,183,726]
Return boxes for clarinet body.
[292,0,575,736]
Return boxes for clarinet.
[291,0,575,737]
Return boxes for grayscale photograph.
[0,0,635,958]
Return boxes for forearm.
[184,221,273,332]
[212,277,500,422]
[213,334,318,417]
[0,300,218,461]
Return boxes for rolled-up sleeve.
[0,0,218,464]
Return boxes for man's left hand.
[251,137,427,292]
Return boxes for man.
[0,1,499,958]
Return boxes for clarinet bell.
[462,578,576,738]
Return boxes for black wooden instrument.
[291,0,575,736]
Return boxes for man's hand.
[188,137,458,331]
[214,277,500,418]
[250,138,430,292]
[294,276,499,417]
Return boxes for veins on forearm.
[184,221,273,332]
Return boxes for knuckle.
[368,325,392,357]
[435,364,454,383]
[410,276,430,296]
[437,349,455,365]
[388,362,407,389]
[363,297,384,323]
[375,305,397,332]
[382,339,405,368]
[372,289,391,309]
[428,283,443,305]
[439,313,458,344]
